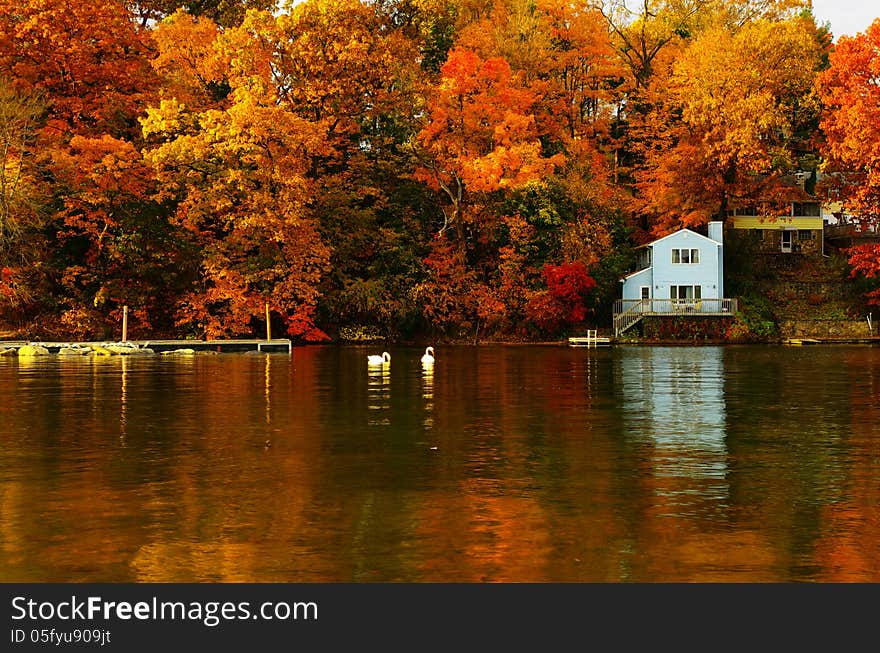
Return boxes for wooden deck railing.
[613,298,738,336]
[824,224,879,238]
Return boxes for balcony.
[613,298,738,336]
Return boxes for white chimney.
[708,221,723,243]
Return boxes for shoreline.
[2,336,879,355]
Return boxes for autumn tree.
[416,47,564,243]
[0,80,44,262]
[538,1,623,143]
[143,8,335,339]
[370,0,460,73]
[429,2,627,333]
[150,10,231,110]
[0,0,170,337]
[596,0,711,91]
[0,0,157,140]
[595,0,810,88]
[525,261,596,333]
[143,1,425,339]
[127,0,277,28]
[633,15,823,236]
[413,234,506,340]
[453,0,623,158]
[0,79,45,314]
[271,0,428,338]
[818,18,880,307]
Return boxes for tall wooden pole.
[265,303,271,341]
[122,305,128,342]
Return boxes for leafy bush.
[725,294,778,341]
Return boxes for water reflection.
[367,365,391,425]
[619,347,728,495]
[2,345,879,582]
[120,355,128,445]
[584,349,598,397]
[421,365,434,430]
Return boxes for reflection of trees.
[3,345,880,581]
[1,352,328,581]
[810,347,880,581]
[406,346,631,581]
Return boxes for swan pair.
[367,347,434,366]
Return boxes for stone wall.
[757,229,823,256]
[778,319,872,338]
[773,281,849,301]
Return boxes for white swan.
[421,346,435,366]
[367,351,391,366]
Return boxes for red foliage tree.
[415,236,506,340]
[847,244,880,308]
[526,261,596,333]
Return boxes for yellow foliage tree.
[143,10,332,339]
[633,15,822,235]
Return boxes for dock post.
[587,329,597,348]
[265,303,271,341]
[122,305,128,343]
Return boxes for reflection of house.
[613,222,737,336]
[618,347,728,488]
[729,174,824,255]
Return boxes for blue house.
[613,222,737,336]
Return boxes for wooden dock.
[568,330,611,347]
[138,339,292,353]
[784,337,879,346]
[0,339,293,354]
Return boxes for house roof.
[637,228,721,249]
[620,267,652,281]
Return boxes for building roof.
[620,267,652,281]
[637,227,721,249]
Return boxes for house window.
[672,248,700,264]
[640,286,650,300]
[670,285,701,300]
[793,202,820,217]
[798,230,814,241]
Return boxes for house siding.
[731,216,823,230]
[631,230,721,300]
[622,268,652,301]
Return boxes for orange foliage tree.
[414,1,629,338]
[0,0,156,139]
[416,46,565,243]
[143,9,334,340]
[818,18,880,307]
[633,16,823,237]
[0,0,169,337]
[414,44,572,336]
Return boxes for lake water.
[1,344,877,582]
